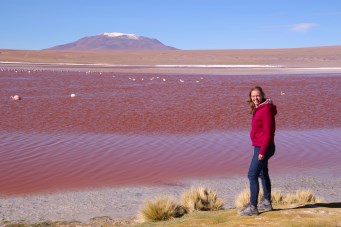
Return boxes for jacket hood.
[257,103,277,115]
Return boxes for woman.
[240,86,277,216]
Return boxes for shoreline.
[2,62,341,75]
[1,171,340,224]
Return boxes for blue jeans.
[248,144,275,206]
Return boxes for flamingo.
[11,95,22,100]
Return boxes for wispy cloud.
[260,22,319,32]
[290,23,319,32]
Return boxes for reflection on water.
[0,129,340,195]
[0,69,340,195]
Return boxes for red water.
[1,69,340,195]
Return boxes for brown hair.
[247,86,266,114]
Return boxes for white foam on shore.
[3,61,341,72]
[153,64,282,68]
[0,61,282,68]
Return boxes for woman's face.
[251,90,263,107]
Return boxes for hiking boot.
[258,198,273,211]
[239,203,259,216]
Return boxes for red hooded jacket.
[250,102,277,155]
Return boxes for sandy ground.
[2,45,341,75]
[1,172,340,225]
[1,46,341,71]
[1,46,341,65]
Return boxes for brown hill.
[1,46,341,67]
[45,32,177,50]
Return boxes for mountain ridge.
[45,32,177,50]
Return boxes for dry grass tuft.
[235,188,250,209]
[283,189,324,205]
[234,188,264,208]
[139,197,187,222]
[271,189,284,204]
[235,188,323,208]
[294,189,323,204]
[181,187,224,212]
[139,186,225,222]
[283,193,297,205]
[295,189,315,203]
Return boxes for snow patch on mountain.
[102,32,140,40]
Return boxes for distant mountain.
[45,32,177,50]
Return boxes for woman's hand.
[258,154,264,160]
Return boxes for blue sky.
[1,0,340,50]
